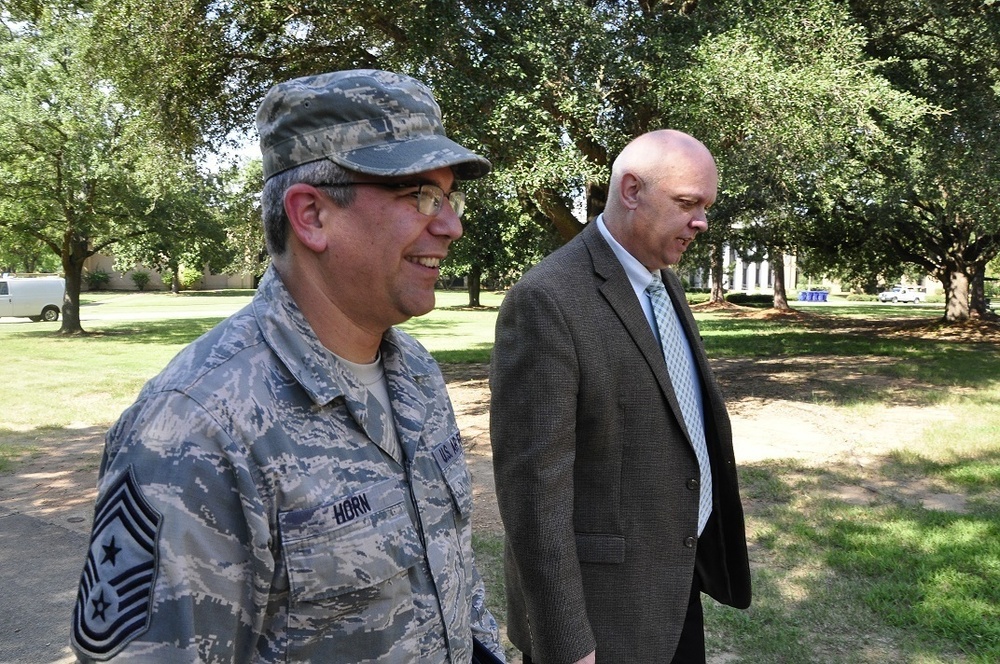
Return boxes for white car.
[878,286,924,303]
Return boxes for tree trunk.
[171,265,181,293]
[709,242,726,304]
[467,265,482,307]
[970,262,987,317]
[59,236,89,334]
[533,187,585,242]
[586,182,607,222]
[771,248,790,310]
[941,266,971,322]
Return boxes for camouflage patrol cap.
[257,69,491,181]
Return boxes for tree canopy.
[667,0,934,307]
[3,0,998,322]
[0,4,233,331]
[851,0,1000,320]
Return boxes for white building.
[83,253,256,291]
[683,247,802,293]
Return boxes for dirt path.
[1,350,976,540]
[2,343,993,664]
[2,311,995,664]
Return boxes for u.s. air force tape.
[432,431,463,471]
[72,466,161,659]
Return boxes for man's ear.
[284,183,331,252]
[619,172,642,211]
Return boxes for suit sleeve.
[490,282,597,664]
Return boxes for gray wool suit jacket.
[490,220,751,664]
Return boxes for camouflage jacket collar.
[251,265,433,413]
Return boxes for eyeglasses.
[313,181,467,218]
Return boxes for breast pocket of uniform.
[278,478,423,654]
[434,431,473,521]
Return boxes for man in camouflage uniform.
[71,69,505,663]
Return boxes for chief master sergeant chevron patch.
[72,466,161,659]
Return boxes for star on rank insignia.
[72,466,161,658]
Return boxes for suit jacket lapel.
[581,225,691,436]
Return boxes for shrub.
[725,292,773,306]
[179,266,203,290]
[84,269,110,290]
[130,270,151,291]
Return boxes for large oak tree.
[846,0,1000,321]
[0,4,234,331]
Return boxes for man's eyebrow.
[396,178,462,193]
[385,178,460,189]
[375,179,423,187]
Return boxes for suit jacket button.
[684,536,697,548]
[687,478,699,491]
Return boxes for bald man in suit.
[490,130,751,664]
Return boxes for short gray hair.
[260,160,356,256]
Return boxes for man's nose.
[430,204,464,241]
[692,211,709,233]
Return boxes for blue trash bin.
[798,291,807,301]
[819,291,828,302]
[807,291,816,301]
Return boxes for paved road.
[0,293,247,662]
[0,509,84,663]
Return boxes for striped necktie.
[646,273,713,534]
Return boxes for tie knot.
[646,273,666,295]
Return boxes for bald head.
[604,129,718,269]
[607,130,715,213]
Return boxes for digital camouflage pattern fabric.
[256,69,492,181]
[71,266,503,662]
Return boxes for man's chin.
[400,295,437,321]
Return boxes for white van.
[0,276,65,322]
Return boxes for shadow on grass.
[432,345,493,364]
[1,318,225,346]
[83,318,226,345]
[0,424,105,478]
[715,351,1000,409]
[401,318,471,334]
[402,313,497,330]
[704,314,1000,405]
[723,454,1000,663]
[702,314,998,358]
[884,447,1000,495]
[169,289,257,298]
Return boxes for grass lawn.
[0,288,498,430]
[1,289,998,662]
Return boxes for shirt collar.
[253,265,376,407]
[595,214,659,291]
